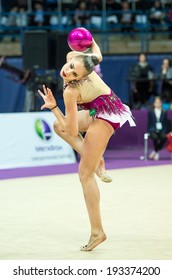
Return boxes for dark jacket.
[147,109,168,133]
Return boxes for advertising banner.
[0,112,76,169]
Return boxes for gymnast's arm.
[66,38,103,63]
[38,85,66,129]
[38,85,79,137]
[63,87,79,138]
[89,38,103,63]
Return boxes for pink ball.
[67,27,92,52]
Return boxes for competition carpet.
[0,148,171,260]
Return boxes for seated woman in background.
[149,0,165,36]
[74,1,90,28]
[148,96,169,160]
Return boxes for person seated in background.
[74,1,90,29]
[131,53,156,109]
[88,0,102,30]
[119,1,134,35]
[44,0,57,10]
[89,0,102,11]
[16,6,27,28]
[135,0,151,11]
[106,0,121,29]
[29,1,46,27]
[160,57,172,103]
[149,0,165,37]
[167,4,172,39]
[1,5,19,41]
[134,0,150,30]
[7,5,19,27]
[148,96,169,160]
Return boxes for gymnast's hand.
[38,85,57,110]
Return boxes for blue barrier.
[1,54,172,113]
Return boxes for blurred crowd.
[129,53,172,109]
[0,0,172,37]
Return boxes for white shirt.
[154,108,161,121]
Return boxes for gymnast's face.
[60,58,86,81]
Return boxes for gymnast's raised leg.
[53,110,112,183]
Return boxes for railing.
[0,9,172,53]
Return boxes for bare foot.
[99,171,112,183]
[96,158,112,183]
[80,233,107,251]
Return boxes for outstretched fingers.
[38,85,52,97]
[37,88,47,110]
[38,85,56,110]
[38,89,45,99]
[43,85,53,96]
[43,84,48,95]
[47,87,53,97]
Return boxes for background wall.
[0,57,26,112]
[1,53,172,113]
[1,55,172,158]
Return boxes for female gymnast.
[38,37,135,251]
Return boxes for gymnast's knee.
[78,162,95,183]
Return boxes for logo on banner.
[35,119,52,141]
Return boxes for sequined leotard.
[63,71,136,130]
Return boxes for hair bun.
[91,55,99,66]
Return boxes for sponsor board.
[0,112,76,169]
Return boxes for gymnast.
[38,37,135,251]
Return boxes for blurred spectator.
[130,53,156,108]
[134,0,152,29]
[61,1,76,28]
[49,10,59,28]
[74,1,90,28]
[16,6,27,28]
[1,5,19,41]
[0,15,8,27]
[16,0,28,9]
[106,0,121,11]
[135,0,151,11]
[1,0,14,12]
[160,57,172,103]
[1,7,15,29]
[7,5,19,27]
[167,4,172,39]
[44,0,57,11]
[148,96,168,160]
[89,0,102,29]
[31,1,45,27]
[164,0,171,9]
[49,9,72,29]
[89,0,102,11]
[106,0,121,29]
[120,1,134,34]
[149,0,165,36]
[61,0,75,12]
